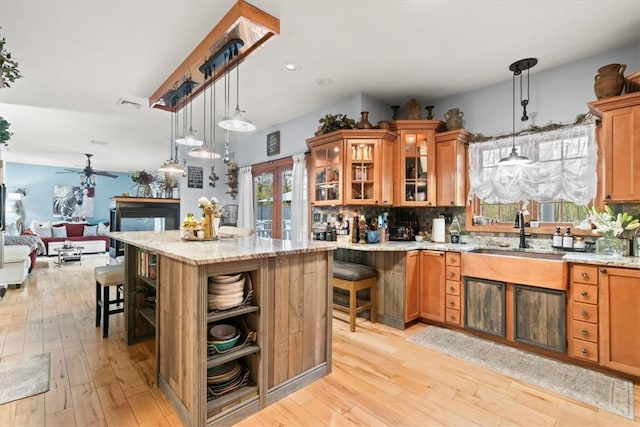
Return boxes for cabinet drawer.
[445,308,461,325]
[445,280,460,296]
[571,338,598,362]
[571,319,598,343]
[445,294,461,310]
[571,265,598,285]
[572,302,598,324]
[445,252,461,267]
[445,266,461,282]
[572,283,598,305]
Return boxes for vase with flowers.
[198,196,222,239]
[576,206,639,256]
[131,170,158,198]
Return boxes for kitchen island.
[108,230,336,427]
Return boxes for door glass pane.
[282,169,292,240]
[254,172,273,238]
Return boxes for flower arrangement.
[131,170,157,185]
[198,196,222,218]
[576,205,640,237]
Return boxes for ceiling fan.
[57,153,118,187]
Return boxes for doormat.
[0,353,50,405]
[408,326,634,420]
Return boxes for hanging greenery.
[0,27,22,88]
[0,116,12,145]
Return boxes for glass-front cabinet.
[391,120,443,206]
[307,130,396,206]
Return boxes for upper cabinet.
[307,130,396,206]
[435,129,471,207]
[391,120,443,206]
[589,92,640,202]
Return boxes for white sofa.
[0,245,31,288]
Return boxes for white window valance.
[468,123,597,205]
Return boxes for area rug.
[0,353,50,405]
[408,327,634,420]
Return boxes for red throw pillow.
[65,223,85,237]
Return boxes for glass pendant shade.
[219,106,256,132]
[176,127,203,146]
[188,145,221,159]
[498,145,532,165]
[159,160,184,173]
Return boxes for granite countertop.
[337,240,640,270]
[108,230,337,265]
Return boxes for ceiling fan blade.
[55,169,81,174]
[94,171,118,178]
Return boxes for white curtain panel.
[468,123,597,205]
[290,153,308,242]
[237,166,254,229]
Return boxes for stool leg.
[103,285,109,338]
[370,285,377,324]
[349,287,356,332]
[96,281,101,327]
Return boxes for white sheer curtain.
[290,153,308,242]
[237,166,254,229]
[468,123,597,205]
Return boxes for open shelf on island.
[139,307,156,328]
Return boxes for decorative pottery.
[595,231,623,257]
[377,120,391,129]
[137,184,153,198]
[406,98,421,120]
[444,108,464,130]
[425,105,435,120]
[357,111,373,129]
[594,63,626,100]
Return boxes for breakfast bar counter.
[108,231,336,427]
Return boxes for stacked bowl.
[207,360,247,396]
[208,323,241,353]
[208,273,246,311]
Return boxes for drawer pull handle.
[581,272,589,279]
[450,315,456,321]
[581,291,588,297]
[449,272,455,278]
[581,348,588,355]
[600,268,607,274]
[449,286,455,292]
[581,311,589,318]
[581,329,589,337]
[449,300,456,306]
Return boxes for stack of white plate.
[208,273,246,310]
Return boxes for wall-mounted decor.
[53,185,94,220]
[267,131,280,156]
[187,166,204,189]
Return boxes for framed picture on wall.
[53,185,94,220]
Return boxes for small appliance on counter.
[432,217,445,243]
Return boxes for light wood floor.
[1,255,639,427]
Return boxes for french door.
[252,157,292,240]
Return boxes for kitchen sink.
[468,248,565,261]
[462,248,568,290]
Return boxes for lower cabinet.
[419,251,445,322]
[599,266,640,376]
[464,277,505,337]
[513,285,565,353]
[404,250,420,322]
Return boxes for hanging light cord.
[520,67,530,121]
[512,71,516,150]
[235,49,241,110]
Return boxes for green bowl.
[209,331,241,351]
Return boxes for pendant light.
[159,106,185,173]
[498,58,537,166]
[176,81,204,146]
[189,66,221,159]
[219,50,256,132]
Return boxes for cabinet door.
[310,141,342,205]
[599,267,640,376]
[601,103,640,201]
[404,250,419,322]
[345,139,378,205]
[435,130,469,207]
[464,278,505,337]
[397,130,435,206]
[419,250,445,322]
[514,285,566,353]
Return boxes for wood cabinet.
[125,246,158,345]
[598,266,640,376]
[569,264,599,363]
[513,285,565,353]
[391,120,441,206]
[464,277,505,337]
[419,250,445,322]
[589,91,640,202]
[404,250,420,322]
[435,129,470,207]
[307,130,396,206]
[444,252,462,326]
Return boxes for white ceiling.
[1,0,639,173]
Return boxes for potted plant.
[0,116,12,145]
[1,27,22,88]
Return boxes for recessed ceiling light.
[91,140,109,146]
[283,62,299,71]
[316,78,333,86]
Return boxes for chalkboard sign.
[267,131,280,156]
[187,166,204,189]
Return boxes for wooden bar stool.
[95,264,125,338]
[332,260,377,332]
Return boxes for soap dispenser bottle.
[553,226,563,248]
[562,227,574,249]
[450,216,461,243]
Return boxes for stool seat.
[332,261,377,332]
[95,264,125,338]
